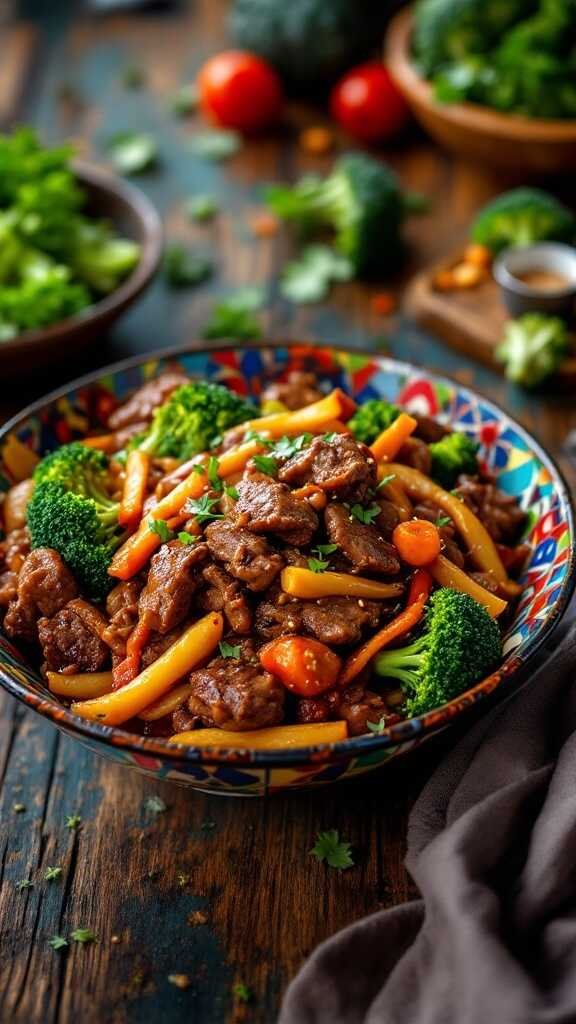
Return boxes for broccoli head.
[266,152,427,277]
[471,188,575,254]
[412,0,531,76]
[429,431,479,487]
[375,588,502,718]
[27,443,123,598]
[348,399,400,445]
[132,381,258,460]
[495,312,568,388]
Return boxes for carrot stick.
[71,612,223,726]
[407,568,433,605]
[339,589,429,687]
[81,435,118,453]
[109,513,187,581]
[47,671,114,700]
[112,619,152,689]
[370,412,418,462]
[118,450,149,528]
[430,555,508,618]
[242,389,356,439]
[139,682,191,721]
[377,470,413,521]
[281,566,405,601]
[168,721,348,749]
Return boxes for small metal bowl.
[493,242,576,319]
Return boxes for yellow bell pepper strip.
[81,434,118,453]
[281,566,405,601]
[377,470,413,522]
[71,612,223,726]
[242,388,356,439]
[2,434,39,481]
[370,412,418,462]
[385,463,517,592]
[430,555,508,618]
[47,671,114,700]
[138,682,191,722]
[109,440,262,580]
[168,721,348,749]
[339,569,431,686]
[118,450,150,529]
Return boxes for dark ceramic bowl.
[0,343,574,796]
[0,162,162,377]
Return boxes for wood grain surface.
[1,2,575,1022]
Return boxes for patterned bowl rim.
[1,340,575,767]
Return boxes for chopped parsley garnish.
[307,544,338,574]
[219,640,242,659]
[322,432,339,443]
[185,494,223,524]
[314,543,338,555]
[148,519,174,543]
[16,879,33,891]
[252,454,278,476]
[234,982,253,1004]
[192,463,207,476]
[310,830,354,870]
[207,455,222,492]
[65,814,82,831]
[435,515,452,528]
[71,928,97,944]
[185,194,218,222]
[376,473,397,490]
[202,287,265,342]
[271,433,312,459]
[164,245,213,288]
[170,84,199,116]
[177,872,190,888]
[244,428,271,444]
[144,795,167,815]
[48,935,68,950]
[224,483,239,501]
[280,245,353,304]
[44,866,63,882]
[13,802,26,813]
[307,557,329,574]
[366,716,388,735]
[178,532,199,545]
[349,503,380,526]
[190,129,242,161]
[107,132,157,175]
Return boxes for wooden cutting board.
[405,251,576,384]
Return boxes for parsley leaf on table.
[48,935,68,950]
[106,133,157,175]
[65,814,82,831]
[164,244,213,288]
[202,287,265,342]
[144,795,167,815]
[185,194,218,222]
[190,129,241,161]
[13,802,26,813]
[185,494,223,524]
[170,84,199,116]
[148,519,174,543]
[234,982,253,1003]
[280,245,353,304]
[44,866,63,881]
[219,640,242,659]
[71,928,97,944]
[310,830,354,870]
[16,879,33,891]
[121,65,146,90]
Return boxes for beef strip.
[0,571,18,607]
[188,639,284,731]
[296,684,391,736]
[261,370,323,411]
[254,594,304,640]
[102,580,142,656]
[0,527,31,573]
[4,548,78,643]
[171,705,199,734]
[325,504,400,576]
[141,627,183,669]
[277,434,377,503]
[204,520,283,592]
[107,370,188,430]
[233,472,318,546]
[301,596,381,646]
[413,414,450,443]
[397,437,432,475]
[139,540,208,633]
[376,500,400,539]
[455,475,527,545]
[200,563,252,634]
[38,603,109,673]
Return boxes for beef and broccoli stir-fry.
[0,369,529,749]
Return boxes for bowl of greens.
[386,4,576,174]
[0,128,162,375]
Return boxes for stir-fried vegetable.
[370,412,418,462]
[393,519,441,567]
[281,566,405,601]
[259,636,342,696]
[430,554,508,618]
[169,721,348,749]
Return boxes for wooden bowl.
[386,8,576,175]
[0,162,162,377]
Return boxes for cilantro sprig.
[148,519,174,543]
[310,830,354,870]
[307,543,338,573]
[349,503,380,526]
[219,640,242,659]
[252,454,279,476]
[185,494,224,524]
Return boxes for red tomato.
[330,63,409,143]
[197,50,283,135]
[259,636,342,697]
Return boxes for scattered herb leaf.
[202,287,265,342]
[65,814,82,831]
[178,532,199,545]
[177,872,189,888]
[244,428,271,445]
[13,802,26,813]
[234,982,253,1003]
[170,84,199,116]
[144,795,167,815]
[44,866,63,882]
[71,928,97,944]
[322,432,338,443]
[435,515,452,528]
[376,473,397,491]
[366,716,388,735]
[350,503,380,526]
[307,557,329,574]
[190,129,241,161]
[164,244,213,288]
[271,433,312,459]
[185,194,218,222]
[219,640,242,659]
[200,820,217,832]
[310,830,354,870]
[16,879,33,891]
[107,132,157,174]
[192,463,207,476]
[185,494,223,524]
[207,455,222,492]
[280,245,353,304]
[224,483,239,500]
[314,543,338,556]
[148,519,174,543]
[121,65,146,89]
[252,454,278,476]
[49,935,68,950]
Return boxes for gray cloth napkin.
[279,619,576,1024]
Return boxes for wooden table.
[1,3,575,1021]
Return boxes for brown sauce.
[514,269,571,293]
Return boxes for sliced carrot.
[139,682,191,721]
[463,243,492,268]
[112,619,152,689]
[243,389,356,439]
[168,721,348,749]
[81,434,118,453]
[371,292,396,316]
[429,555,508,618]
[339,591,428,687]
[281,566,404,601]
[299,126,334,155]
[118,450,150,528]
[370,412,418,462]
[393,519,442,567]
[407,568,433,605]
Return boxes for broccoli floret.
[0,267,90,333]
[132,381,258,460]
[495,313,568,388]
[266,152,427,277]
[429,432,479,487]
[27,443,123,598]
[412,0,531,76]
[348,399,400,444]
[471,188,575,254]
[375,588,502,717]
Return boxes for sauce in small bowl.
[494,243,576,318]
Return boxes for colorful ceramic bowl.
[1,344,574,796]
